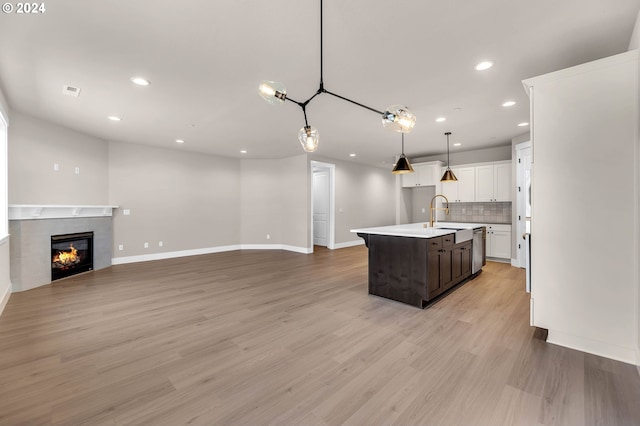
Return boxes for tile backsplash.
[445,202,512,224]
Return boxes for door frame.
[310,161,335,251]
[515,141,532,268]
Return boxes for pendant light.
[259,0,416,152]
[440,132,458,182]
[392,133,414,174]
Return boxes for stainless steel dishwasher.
[472,227,486,274]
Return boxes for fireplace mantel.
[9,204,118,220]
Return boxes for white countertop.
[351,222,483,239]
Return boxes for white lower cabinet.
[486,224,511,259]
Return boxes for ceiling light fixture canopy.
[392,133,414,174]
[259,0,415,152]
[440,132,458,182]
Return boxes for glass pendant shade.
[382,105,416,133]
[258,80,287,105]
[392,155,414,174]
[298,126,319,152]
[441,167,458,182]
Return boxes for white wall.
[0,86,9,315]
[524,51,639,363]
[629,9,640,50]
[240,155,309,251]
[412,145,512,166]
[634,8,640,367]
[309,155,396,245]
[109,141,242,259]
[8,112,109,205]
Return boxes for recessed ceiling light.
[131,77,150,86]
[240,150,247,154]
[474,60,495,71]
[108,116,121,121]
[175,139,185,144]
[502,101,516,107]
[435,117,446,122]
[453,143,461,147]
[349,153,356,157]
[518,122,529,127]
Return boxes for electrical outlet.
[158,241,163,247]
[266,234,270,240]
[53,163,59,172]
[74,166,80,174]
[118,244,124,251]
[421,208,426,213]
[123,209,130,215]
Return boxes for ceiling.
[0,0,638,168]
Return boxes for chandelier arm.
[301,104,310,127]
[323,89,385,115]
[301,89,323,107]
[284,96,304,107]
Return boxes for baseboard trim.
[112,243,313,265]
[112,245,242,265]
[510,258,524,268]
[0,283,11,316]
[487,257,511,264]
[240,244,312,254]
[547,329,636,365]
[332,240,364,249]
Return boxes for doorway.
[311,161,335,250]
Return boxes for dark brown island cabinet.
[356,233,476,308]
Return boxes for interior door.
[313,169,329,246]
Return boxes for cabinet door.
[441,167,458,201]
[416,164,434,186]
[401,169,418,187]
[494,162,512,201]
[452,243,472,284]
[490,230,511,259]
[475,164,495,202]
[457,167,476,202]
[451,246,464,283]
[461,242,472,277]
[440,247,453,289]
[427,250,442,297]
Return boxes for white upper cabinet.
[401,161,443,188]
[494,162,511,201]
[475,165,494,202]
[441,166,475,202]
[475,161,512,202]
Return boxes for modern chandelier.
[258,0,416,153]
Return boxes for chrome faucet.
[429,194,450,228]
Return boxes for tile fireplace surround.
[9,205,117,292]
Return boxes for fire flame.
[53,244,80,266]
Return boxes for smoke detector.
[62,85,81,97]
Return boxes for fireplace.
[51,232,94,281]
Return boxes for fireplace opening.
[51,232,94,281]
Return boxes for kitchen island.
[352,223,485,308]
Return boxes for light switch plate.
[123,209,130,215]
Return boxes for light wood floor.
[1,246,639,425]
